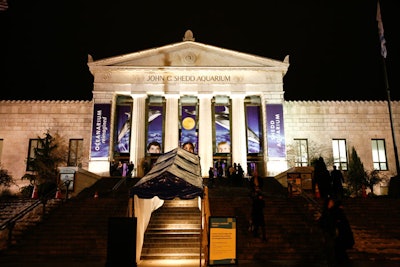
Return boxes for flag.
[376,1,387,58]
[0,0,9,11]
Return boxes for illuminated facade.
[87,31,289,178]
[0,31,399,195]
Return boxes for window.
[294,139,309,167]
[371,139,388,170]
[26,139,42,171]
[332,139,348,170]
[68,139,84,167]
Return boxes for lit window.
[371,139,388,170]
[294,139,309,167]
[332,139,348,170]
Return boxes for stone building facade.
[0,31,398,193]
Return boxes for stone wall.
[0,99,399,194]
[284,100,400,175]
[0,100,93,192]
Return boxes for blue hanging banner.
[266,103,286,158]
[91,103,111,158]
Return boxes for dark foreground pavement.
[1,259,400,267]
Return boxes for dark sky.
[0,0,399,101]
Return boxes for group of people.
[314,161,345,200]
[109,160,134,177]
[227,163,244,185]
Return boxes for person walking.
[334,200,354,264]
[318,197,354,266]
[318,197,337,265]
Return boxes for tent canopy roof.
[130,147,204,200]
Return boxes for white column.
[198,95,213,177]
[131,96,147,177]
[231,95,247,175]
[164,95,179,152]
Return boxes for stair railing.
[0,187,60,250]
[288,179,322,219]
[201,186,211,267]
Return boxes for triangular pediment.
[88,36,288,69]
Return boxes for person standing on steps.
[208,167,215,188]
[251,192,267,241]
[127,161,134,178]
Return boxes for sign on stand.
[208,216,237,265]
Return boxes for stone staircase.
[343,197,400,261]
[0,196,66,250]
[0,177,135,265]
[140,197,202,260]
[207,178,326,262]
[208,177,400,263]
[0,176,400,266]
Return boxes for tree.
[0,165,15,197]
[0,166,13,187]
[21,130,68,197]
[347,147,365,197]
[364,169,384,196]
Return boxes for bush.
[20,185,34,198]
[0,167,14,187]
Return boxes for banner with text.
[266,104,285,158]
[91,103,111,158]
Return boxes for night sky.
[0,0,399,101]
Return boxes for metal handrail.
[288,180,322,219]
[0,187,61,249]
[0,198,42,231]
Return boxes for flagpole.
[377,1,400,177]
[381,57,400,176]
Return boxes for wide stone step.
[162,199,199,208]
[153,208,200,213]
[145,230,201,237]
[141,197,202,261]
[143,240,200,248]
[140,252,201,260]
